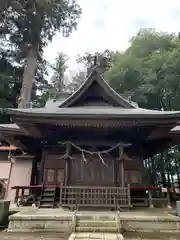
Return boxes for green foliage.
[67,71,86,92]
[48,52,69,99]
[1,0,81,52]
[106,29,180,111]
[0,0,81,110]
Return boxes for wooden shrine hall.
[1,65,180,209]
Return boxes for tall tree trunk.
[151,156,156,186]
[176,147,180,188]
[159,152,166,186]
[175,159,180,189]
[164,150,171,188]
[18,48,37,108]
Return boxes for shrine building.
[1,66,180,209]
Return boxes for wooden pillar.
[166,190,172,209]
[120,159,125,187]
[40,150,46,184]
[31,148,42,185]
[30,155,37,185]
[148,190,154,208]
[65,143,71,186]
[114,158,118,186]
[118,145,125,187]
[30,152,42,185]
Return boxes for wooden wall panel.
[70,154,115,186]
[44,154,66,169]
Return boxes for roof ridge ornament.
[93,55,98,67]
[87,54,109,76]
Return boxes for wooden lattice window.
[47,169,55,183]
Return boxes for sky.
[44,0,180,77]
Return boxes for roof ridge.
[59,68,136,108]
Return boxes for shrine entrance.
[43,168,65,186]
[43,154,66,186]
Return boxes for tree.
[48,52,69,99]
[106,28,180,188]
[1,0,81,108]
[106,29,180,110]
[67,50,117,92]
[77,50,117,75]
[67,71,86,92]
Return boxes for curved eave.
[6,108,180,122]
[170,125,180,134]
[168,126,180,142]
[59,69,136,109]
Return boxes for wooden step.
[39,187,56,208]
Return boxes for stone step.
[75,226,118,233]
[68,232,124,240]
[76,220,117,227]
[39,204,54,208]
[76,216,116,221]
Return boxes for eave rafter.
[17,123,42,138]
[146,123,176,140]
[0,124,26,136]
[11,114,180,129]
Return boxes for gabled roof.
[59,68,136,108]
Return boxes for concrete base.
[7,208,180,235]
[8,208,72,233]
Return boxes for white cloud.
[44,0,180,73]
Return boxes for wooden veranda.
[12,185,131,209]
[12,185,175,209]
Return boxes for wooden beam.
[17,123,42,137]
[147,125,175,140]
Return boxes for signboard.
[161,187,167,193]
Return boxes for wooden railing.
[12,185,176,208]
[59,186,131,209]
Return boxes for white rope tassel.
[8,150,11,160]
[82,151,88,163]
[57,153,73,160]
[98,153,108,166]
